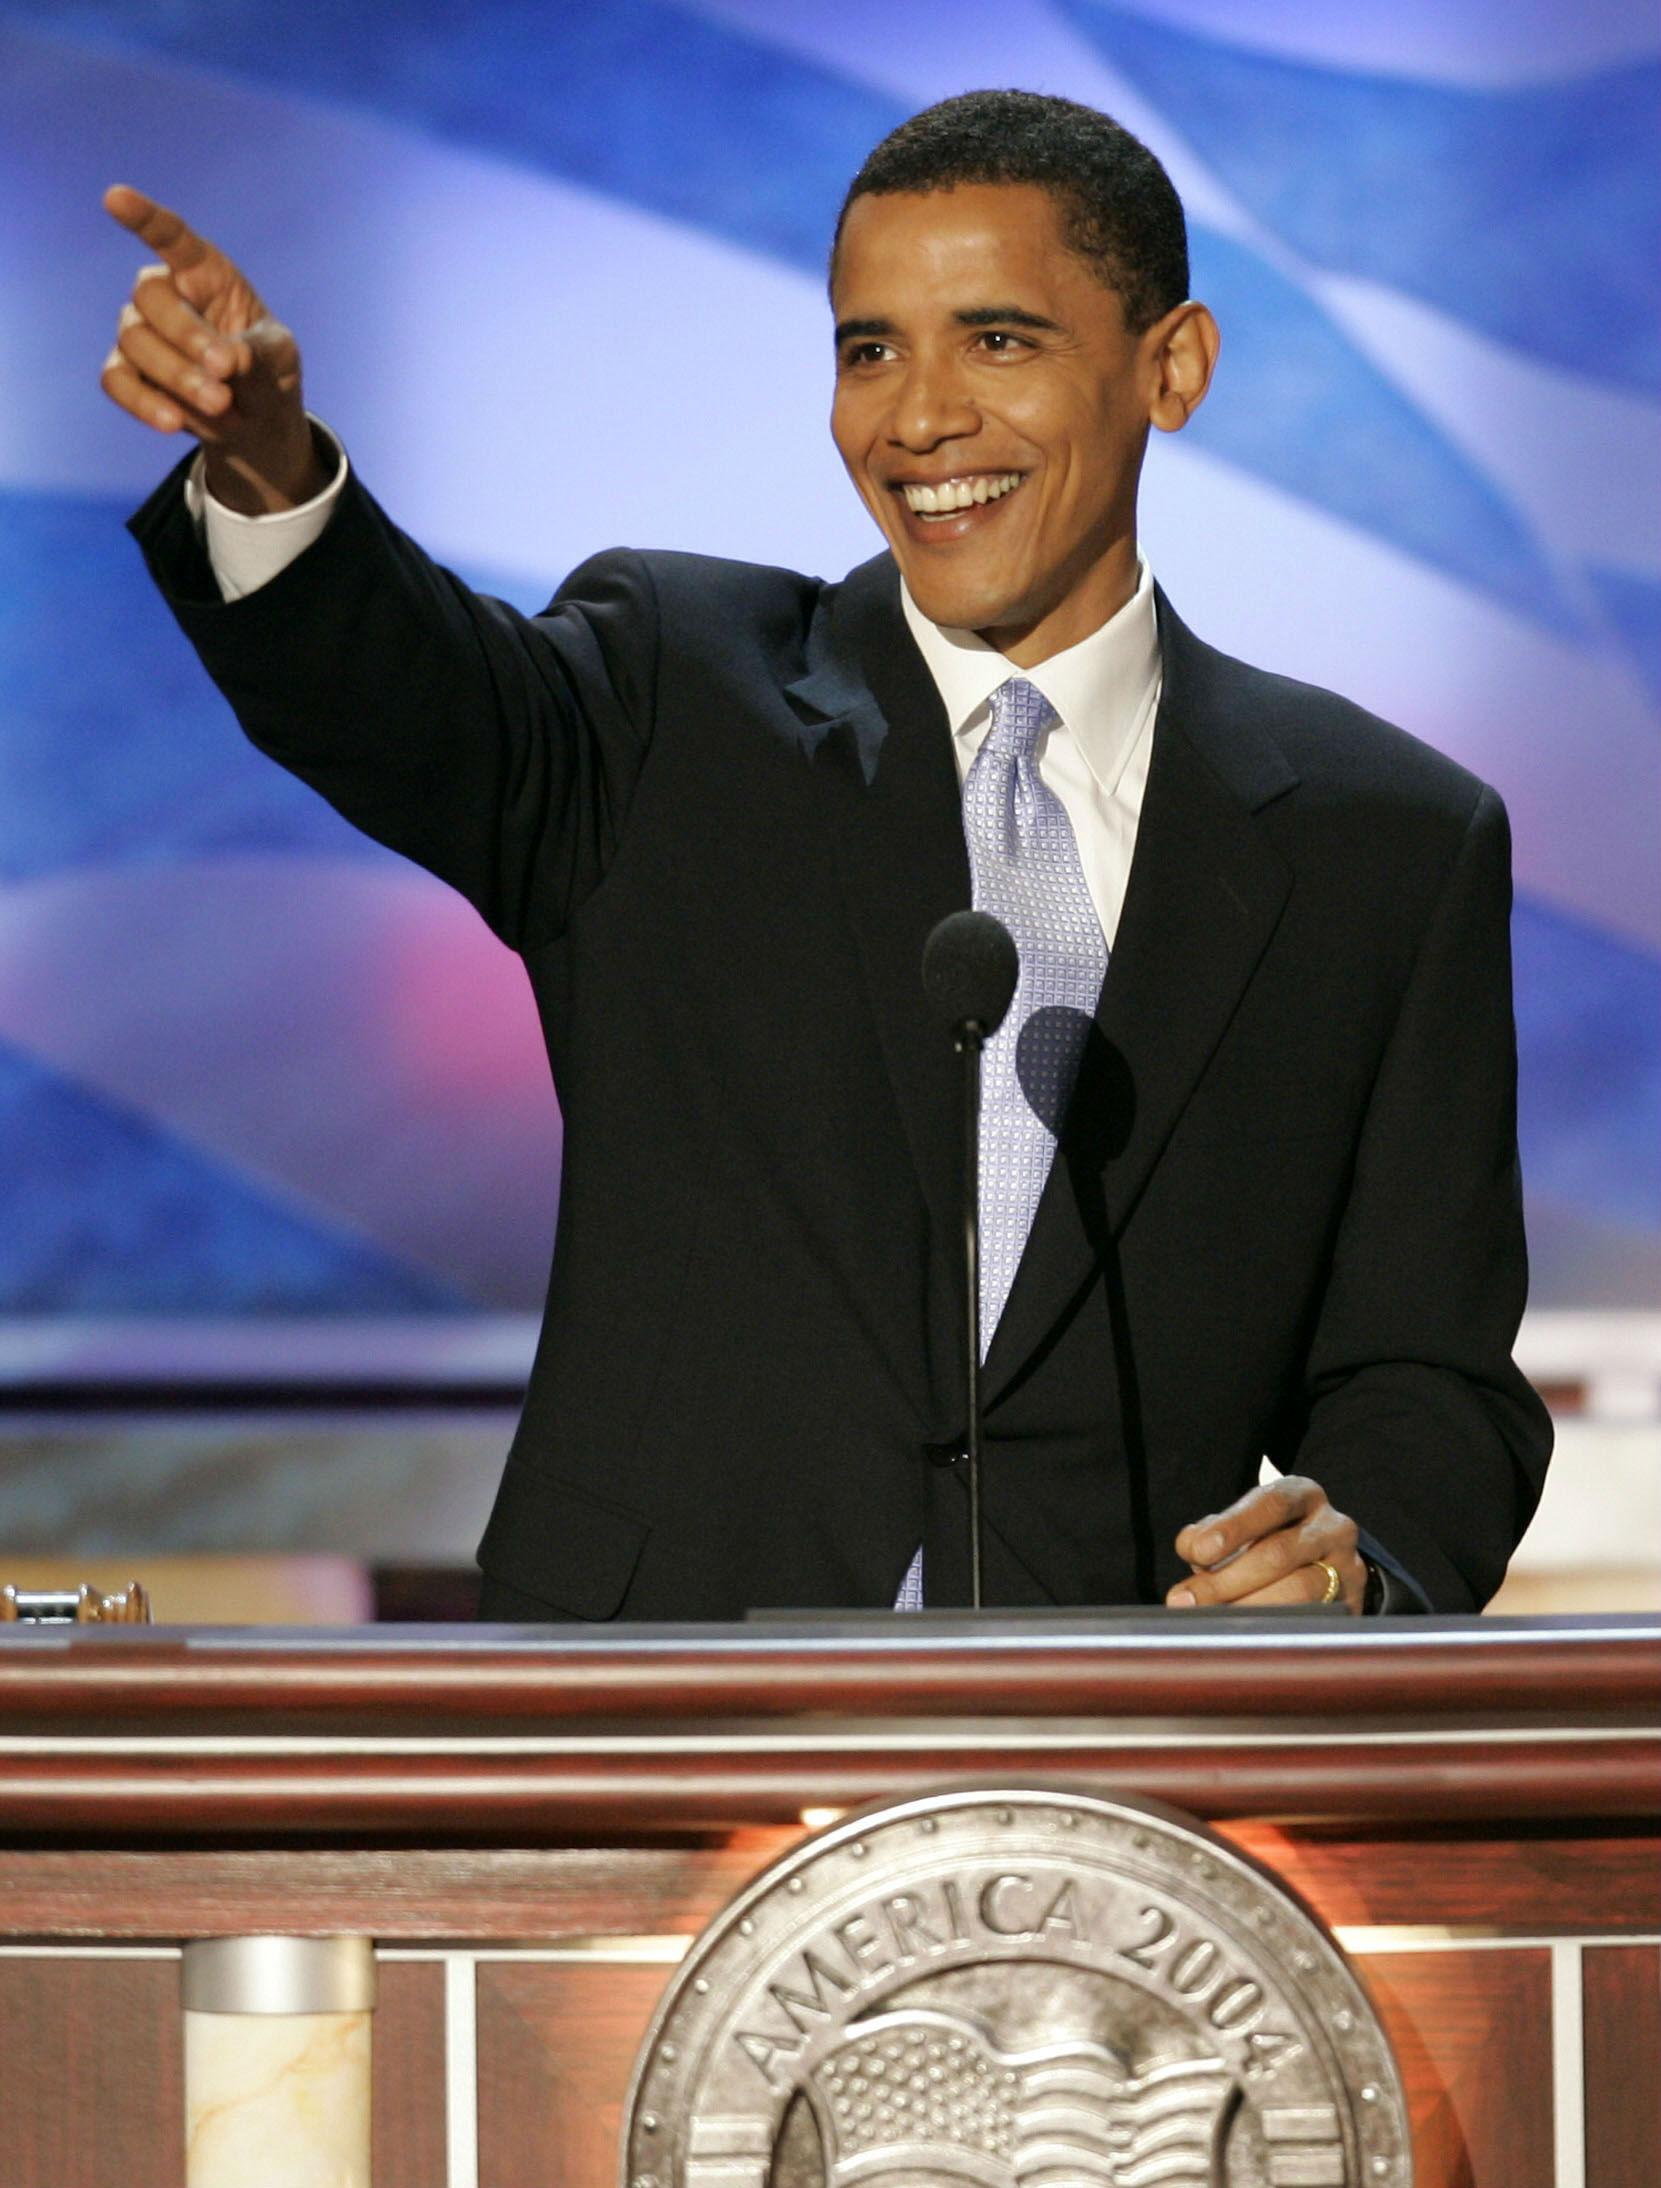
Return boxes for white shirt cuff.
[184,418,350,602]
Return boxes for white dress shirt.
[194,433,1160,951]
[900,568,1160,950]
[186,420,350,602]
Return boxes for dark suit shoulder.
[544,548,834,713]
[571,546,823,640]
[1250,660,1480,814]
[1166,606,1490,830]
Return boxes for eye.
[974,329,1031,356]
[839,340,894,369]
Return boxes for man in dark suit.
[102,92,1550,1619]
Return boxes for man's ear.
[1147,301,1219,433]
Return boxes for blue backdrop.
[2,0,1656,1322]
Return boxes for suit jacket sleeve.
[127,454,659,951]
[1288,782,1552,1610]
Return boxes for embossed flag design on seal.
[623,1788,1412,2188]
[806,2009,1232,2185]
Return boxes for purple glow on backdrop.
[0,0,1655,1322]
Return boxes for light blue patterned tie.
[895,677,1108,1610]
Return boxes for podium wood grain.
[0,1959,180,2186]
[1359,1949,1555,2188]
[476,1962,671,2188]
[1582,1943,1661,2188]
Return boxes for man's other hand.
[100,185,326,515]
[1168,1476,1366,1613]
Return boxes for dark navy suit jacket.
[131,462,1552,1617]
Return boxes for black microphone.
[922,910,1019,1043]
[922,910,1018,1610]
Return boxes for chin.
[896,561,1024,636]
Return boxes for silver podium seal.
[623,1787,1410,2188]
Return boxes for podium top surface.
[0,1608,1655,1708]
[0,1614,1652,1838]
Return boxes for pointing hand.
[100,185,327,513]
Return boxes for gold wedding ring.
[1314,1558,1343,1605]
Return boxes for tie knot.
[986,676,1057,759]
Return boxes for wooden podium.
[0,1612,1655,2186]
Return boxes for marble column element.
[182,1936,376,2188]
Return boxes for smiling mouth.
[896,472,1025,521]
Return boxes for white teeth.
[901,472,1021,516]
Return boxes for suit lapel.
[785,564,1298,1413]
[785,554,970,1250]
[983,592,1297,1403]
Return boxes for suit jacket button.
[925,1441,964,1468]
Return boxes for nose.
[887,352,979,452]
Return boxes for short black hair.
[833,89,1189,334]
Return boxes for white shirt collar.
[899,558,1162,798]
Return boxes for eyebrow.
[833,304,1066,346]
[955,305,1065,333]
[833,316,895,345]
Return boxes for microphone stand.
[919,906,1016,1616]
[957,1018,987,1611]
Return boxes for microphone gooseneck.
[922,909,1018,1611]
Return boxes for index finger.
[1177,1478,1322,1566]
[103,184,214,275]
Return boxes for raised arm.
[102,187,659,951]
